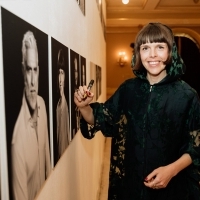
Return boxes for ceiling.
[106,0,200,28]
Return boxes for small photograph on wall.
[70,50,80,139]
[102,14,106,41]
[96,0,100,10]
[79,0,85,15]
[96,65,102,100]
[76,0,85,15]
[99,1,103,24]
[51,38,70,166]
[1,7,51,200]
[80,56,86,86]
[90,62,97,102]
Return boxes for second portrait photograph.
[51,38,70,166]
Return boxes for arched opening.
[173,28,200,96]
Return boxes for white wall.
[0,0,106,199]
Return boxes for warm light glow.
[118,51,128,67]
[122,0,129,4]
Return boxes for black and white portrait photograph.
[96,0,100,10]
[79,0,85,15]
[80,56,86,86]
[96,65,102,100]
[70,50,80,139]
[1,7,51,200]
[51,38,70,166]
[90,62,97,102]
[99,0,103,24]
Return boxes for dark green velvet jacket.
[80,44,200,200]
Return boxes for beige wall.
[35,131,105,200]
[0,0,107,200]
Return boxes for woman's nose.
[150,48,157,57]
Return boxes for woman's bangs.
[139,29,167,45]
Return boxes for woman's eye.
[159,46,164,49]
[141,47,148,51]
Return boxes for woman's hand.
[74,85,94,108]
[144,165,176,189]
[144,154,192,189]
[74,85,95,125]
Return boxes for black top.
[80,43,200,200]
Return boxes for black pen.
[83,79,94,99]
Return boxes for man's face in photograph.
[24,48,39,111]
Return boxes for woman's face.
[140,42,169,83]
[58,69,65,97]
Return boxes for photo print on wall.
[76,0,85,15]
[51,38,70,166]
[80,56,86,86]
[96,65,102,100]
[96,0,100,10]
[90,62,96,101]
[79,0,85,15]
[1,7,51,200]
[70,50,80,139]
[90,62,102,101]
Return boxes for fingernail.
[144,177,148,181]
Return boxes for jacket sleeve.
[182,93,200,168]
[80,82,127,139]
[179,92,200,187]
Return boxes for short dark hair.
[133,22,174,71]
[57,49,65,70]
[57,49,65,92]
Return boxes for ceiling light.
[122,0,129,4]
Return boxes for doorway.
[175,36,200,96]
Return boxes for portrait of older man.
[11,31,51,200]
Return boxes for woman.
[56,49,70,159]
[74,23,200,200]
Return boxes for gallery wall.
[0,0,106,200]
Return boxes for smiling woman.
[75,22,200,200]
